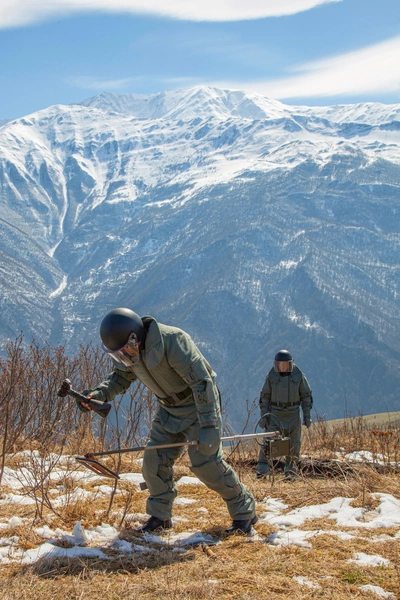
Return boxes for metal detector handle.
[68,387,105,408]
[57,379,112,419]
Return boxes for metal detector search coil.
[262,437,290,459]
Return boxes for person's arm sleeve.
[165,331,220,428]
[85,368,137,403]
[259,377,272,420]
[299,374,313,421]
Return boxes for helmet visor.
[274,360,294,373]
[102,332,140,366]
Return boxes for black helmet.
[100,308,145,352]
[274,349,294,373]
[274,350,293,362]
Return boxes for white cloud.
[0,0,340,28]
[68,75,135,90]
[69,74,208,93]
[222,35,400,100]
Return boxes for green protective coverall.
[256,365,313,476]
[87,316,256,521]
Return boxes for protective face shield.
[102,332,141,367]
[274,360,294,373]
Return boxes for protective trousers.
[142,415,256,521]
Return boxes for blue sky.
[0,0,399,119]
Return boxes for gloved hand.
[198,427,220,456]
[75,399,90,413]
[259,414,269,429]
[75,389,100,413]
[303,417,312,428]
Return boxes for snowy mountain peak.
[78,85,290,121]
[0,86,399,422]
[78,86,400,128]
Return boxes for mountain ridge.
[77,85,400,125]
[0,86,399,424]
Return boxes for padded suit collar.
[268,364,302,383]
[140,315,165,369]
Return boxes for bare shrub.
[0,336,156,511]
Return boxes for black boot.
[226,515,258,534]
[134,516,173,533]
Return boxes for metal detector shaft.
[83,431,280,458]
[75,431,280,480]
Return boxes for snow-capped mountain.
[1,86,399,423]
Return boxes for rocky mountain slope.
[0,86,399,423]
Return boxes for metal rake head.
[75,454,120,479]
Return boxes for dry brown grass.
[325,412,400,431]
[1,418,399,599]
[302,413,400,462]
[1,524,399,600]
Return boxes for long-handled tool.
[57,379,112,419]
[75,431,290,479]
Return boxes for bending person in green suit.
[78,308,257,534]
[256,349,313,480]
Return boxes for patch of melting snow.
[0,494,36,505]
[293,576,321,589]
[35,525,58,540]
[347,552,391,567]
[118,472,144,485]
[260,493,400,530]
[93,484,120,495]
[267,528,318,548]
[0,455,399,568]
[175,497,198,505]
[259,497,289,512]
[359,584,397,598]
[345,450,400,467]
[22,542,110,565]
[142,530,216,547]
[51,487,97,507]
[0,516,24,529]
[176,476,205,486]
[132,543,157,554]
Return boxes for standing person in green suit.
[256,349,313,480]
[78,308,258,534]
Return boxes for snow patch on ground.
[293,576,321,589]
[0,456,399,581]
[359,585,397,598]
[347,552,391,567]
